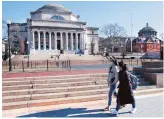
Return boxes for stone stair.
[2,73,156,110]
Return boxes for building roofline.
[87,27,99,30]
[28,19,86,25]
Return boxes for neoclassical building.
[10,4,99,55]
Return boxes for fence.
[2,58,160,72]
[3,60,71,72]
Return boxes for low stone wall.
[142,61,163,68]
[133,67,144,75]
[144,73,163,88]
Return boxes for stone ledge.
[144,73,163,88]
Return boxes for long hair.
[110,56,118,66]
[118,61,128,71]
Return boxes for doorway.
[57,40,61,50]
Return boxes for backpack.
[129,74,139,90]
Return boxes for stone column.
[38,31,40,50]
[66,32,68,50]
[49,32,51,50]
[32,31,35,50]
[71,33,73,50]
[60,32,63,50]
[43,31,46,50]
[80,33,83,50]
[76,33,78,50]
[55,32,57,50]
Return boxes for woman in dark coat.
[111,62,136,116]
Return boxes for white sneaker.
[131,108,137,114]
[110,109,118,116]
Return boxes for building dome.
[139,23,156,32]
[138,23,157,37]
[33,3,71,13]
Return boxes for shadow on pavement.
[17,108,119,117]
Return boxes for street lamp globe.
[26,41,29,44]
[7,20,11,24]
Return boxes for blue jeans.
[108,83,118,106]
[116,97,136,111]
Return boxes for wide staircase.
[3,71,159,111]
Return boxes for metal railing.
[2,60,71,72]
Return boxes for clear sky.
[2,1,163,38]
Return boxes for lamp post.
[26,41,30,67]
[7,20,12,71]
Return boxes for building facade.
[10,4,99,55]
[133,23,162,52]
[99,37,135,53]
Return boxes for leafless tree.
[3,20,21,53]
[90,40,95,55]
[100,23,127,38]
[159,33,164,40]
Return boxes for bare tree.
[3,20,21,53]
[90,40,95,55]
[159,33,164,40]
[101,23,127,38]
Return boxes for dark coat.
[117,70,135,106]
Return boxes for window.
[92,31,94,34]
[51,15,65,20]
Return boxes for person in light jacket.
[104,56,119,111]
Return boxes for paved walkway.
[3,69,107,78]
[3,64,135,78]
[3,93,163,117]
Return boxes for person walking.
[111,62,137,116]
[104,56,119,111]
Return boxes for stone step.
[3,84,108,96]
[3,88,162,110]
[138,81,152,86]
[3,73,108,81]
[2,83,156,103]
[2,77,107,86]
[2,80,107,91]
[3,88,109,103]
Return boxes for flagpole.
[131,13,133,52]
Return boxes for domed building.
[10,3,99,55]
[132,23,161,52]
[138,23,157,37]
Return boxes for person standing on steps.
[104,56,119,111]
[111,62,137,116]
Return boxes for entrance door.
[57,40,61,50]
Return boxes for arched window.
[51,15,65,20]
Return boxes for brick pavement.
[3,69,108,78]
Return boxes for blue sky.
[2,1,163,38]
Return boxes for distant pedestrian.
[104,56,119,111]
[111,62,137,116]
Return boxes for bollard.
[69,60,71,70]
[137,59,138,65]
[14,62,15,69]
[31,62,32,69]
[22,61,24,72]
[47,60,49,70]
[35,62,36,68]
[65,61,66,68]
[131,59,132,65]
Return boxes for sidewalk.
[2,91,163,117]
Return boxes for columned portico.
[32,30,84,52]
[71,33,73,50]
[76,33,78,50]
[49,32,51,50]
